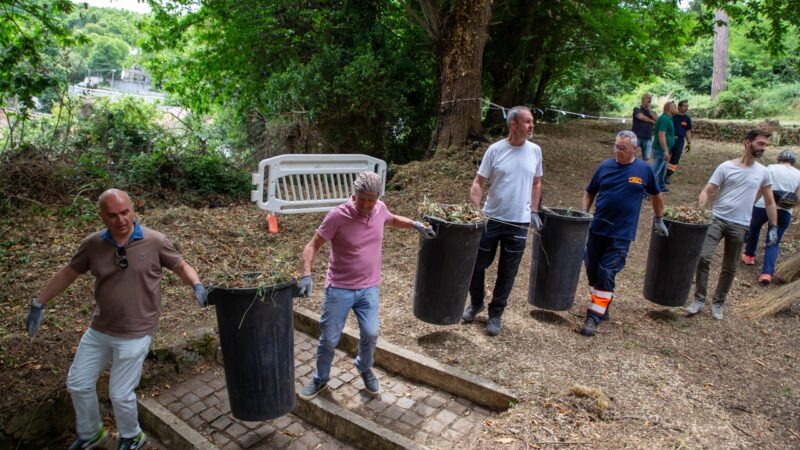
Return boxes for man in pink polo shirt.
[297,172,435,399]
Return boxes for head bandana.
[353,172,382,195]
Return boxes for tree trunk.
[426,0,492,157]
[711,9,729,99]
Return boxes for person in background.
[26,189,207,450]
[297,172,435,400]
[632,94,659,163]
[665,99,693,184]
[686,130,778,320]
[651,101,677,193]
[741,149,800,284]
[579,131,668,337]
[462,106,544,337]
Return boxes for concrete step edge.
[139,396,220,450]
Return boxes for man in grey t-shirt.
[686,130,778,320]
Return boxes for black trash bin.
[413,216,485,325]
[643,218,710,306]
[208,280,298,421]
[528,209,592,311]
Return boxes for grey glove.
[653,216,669,237]
[298,275,313,298]
[194,283,208,307]
[766,224,778,246]
[26,299,44,337]
[414,221,436,239]
[530,211,543,231]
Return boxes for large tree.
[711,9,730,98]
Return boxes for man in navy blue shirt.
[665,100,693,184]
[580,131,669,336]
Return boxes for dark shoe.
[462,304,485,323]
[486,316,501,336]
[299,380,328,400]
[360,369,380,395]
[580,318,597,336]
[665,175,671,184]
[117,431,146,450]
[661,187,671,194]
[67,427,109,450]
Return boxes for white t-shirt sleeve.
[708,163,725,187]
[533,144,543,177]
[477,146,494,179]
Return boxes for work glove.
[766,224,778,246]
[530,211,543,231]
[685,142,692,153]
[414,221,436,239]
[194,283,208,307]
[653,216,669,237]
[298,275,313,298]
[26,299,44,337]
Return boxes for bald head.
[98,189,136,242]
[98,188,132,212]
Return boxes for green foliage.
[86,35,130,71]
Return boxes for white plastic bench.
[251,154,387,214]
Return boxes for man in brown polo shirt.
[26,189,207,450]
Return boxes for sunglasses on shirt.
[116,246,128,269]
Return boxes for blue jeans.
[651,149,667,190]
[638,137,653,160]
[312,285,380,384]
[583,233,631,323]
[744,206,792,276]
[468,219,528,317]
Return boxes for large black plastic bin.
[413,217,485,325]
[208,280,298,421]
[528,209,592,311]
[643,218,710,306]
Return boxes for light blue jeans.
[651,148,668,190]
[312,285,380,384]
[638,137,653,161]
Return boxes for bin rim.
[542,207,593,222]
[207,279,299,304]
[663,217,712,228]
[423,214,486,230]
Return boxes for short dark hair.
[745,129,771,142]
[678,100,688,107]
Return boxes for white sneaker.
[685,301,705,316]
[711,303,724,320]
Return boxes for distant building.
[120,66,150,84]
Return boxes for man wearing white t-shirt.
[463,106,544,336]
[686,129,779,320]
[742,149,800,284]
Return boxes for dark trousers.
[583,233,631,323]
[666,136,686,177]
[468,219,528,317]
[744,206,792,276]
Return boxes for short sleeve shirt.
[632,107,655,139]
[755,163,800,213]
[652,113,675,152]
[709,160,771,226]
[673,114,692,137]
[477,138,543,223]
[317,199,393,289]
[586,159,660,241]
[69,223,183,338]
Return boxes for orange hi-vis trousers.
[584,233,631,322]
[588,287,613,316]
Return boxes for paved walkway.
[155,331,493,449]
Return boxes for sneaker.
[661,187,671,194]
[741,253,755,265]
[759,274,772,285]
[580,318,597,336]
[360,369,380,395]
[711,303,724,320]
[462,304,485,323]
[299,380,328,400]
[67,427,109,450]
[685,301,705,316]
[485,317,501,336]
[665,175,672,185]
[117,431,146,450]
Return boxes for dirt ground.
[2,121,799,449]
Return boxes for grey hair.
[616,130,638,147]
[353,171,382,195]
[778,149,797,165]
[506,106,531,128]
[98,188,132,211]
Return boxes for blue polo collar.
[102,221,143,246]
